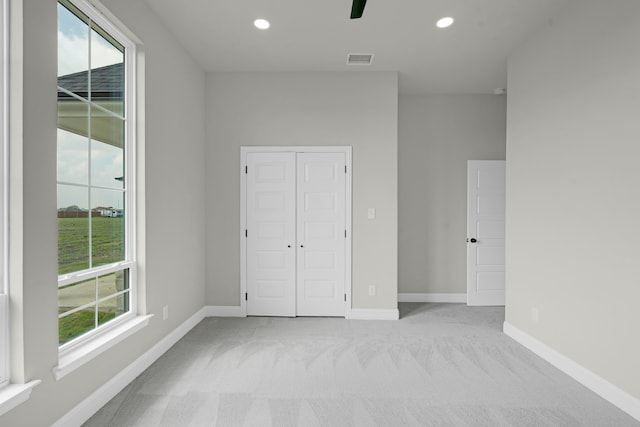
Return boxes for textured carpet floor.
[84,303,638,426]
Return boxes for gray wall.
[205,72,398,310]
[398,95,506,295]
[12,0,640,423]
[1,0,207,425]
[506,0,640,401]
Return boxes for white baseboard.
[203,306,401,320]
[504,322,640,422]
[398,293,467,303]
[347,308,399,320]
[203,305,245,317]
[52,307,209,427]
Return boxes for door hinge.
[245,293,248,301]
[345,229,347,238]
[245,166,248,174]
[345,165,347,174]
[344,293,347,302]
[245,229,248,238]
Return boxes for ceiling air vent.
[347,53,374,66]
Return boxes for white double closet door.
[245,151,347,317]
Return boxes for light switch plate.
[367,208,376,219]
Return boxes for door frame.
[466,160,506,306]
[240,146,353,317]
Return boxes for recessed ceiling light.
[436,17,454,28]
[254,19,270,30]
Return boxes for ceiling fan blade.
[350,0,367,19]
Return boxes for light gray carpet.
[84,303,638,426]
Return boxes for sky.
[57,3,126,210]
[57,3,123,76]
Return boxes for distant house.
[95,207,123,218]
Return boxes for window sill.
[0,380,42,417]
[53,314,153,381]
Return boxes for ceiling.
[144,0,568,94]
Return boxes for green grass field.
[58,309,119,345]
[58,287,129,345]
[58,217,126,344]
[58,217,125,274]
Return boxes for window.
[1,0,8,388]
[57,0,136,351]
[1,0,42,413]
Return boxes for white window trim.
[53,0,147,380]
[0,0,11,392]
[0,296,7,389]
[0,0,8,390]
[58,260,135,288]
[0,380,41,418]
[54,313,151,381]
[0,0,42,416]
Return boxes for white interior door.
[246,152,296,316]
[467,160,505,306]
[296,153,346,316]
[244,149,349,317]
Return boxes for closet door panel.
[296,153,346,316]
[246,152,296,316]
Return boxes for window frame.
[56,0,138,356]
[1,0,9,389]
[0,0,42,415]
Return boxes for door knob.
[469,238,477,243]
[300,245,304,248]
[287,245,291,248]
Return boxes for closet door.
[246,152,296,316]
[296,153,346,316]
